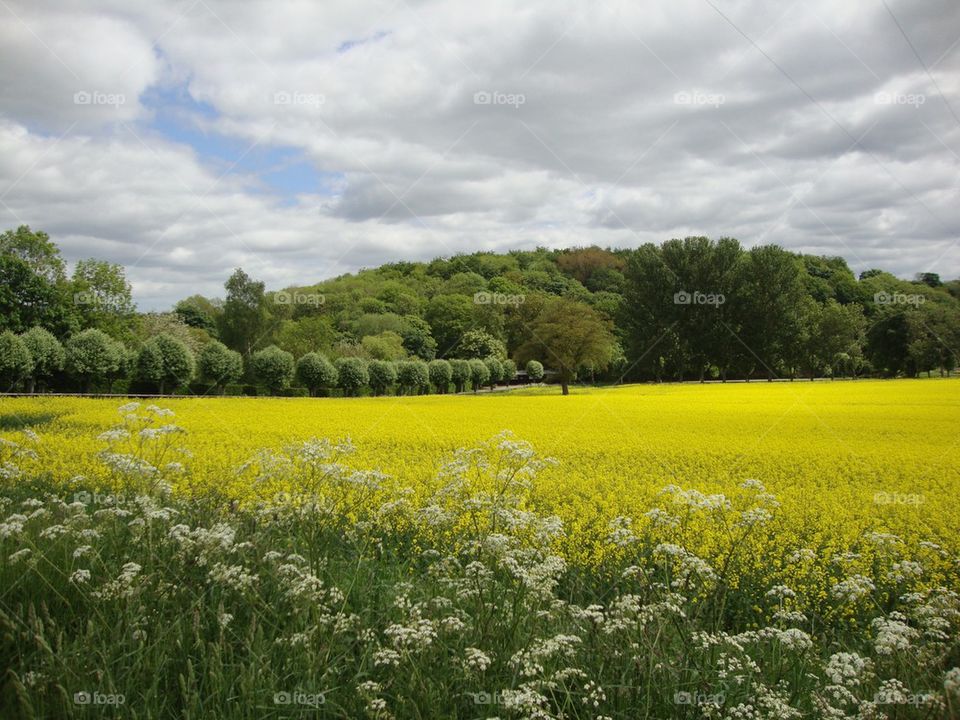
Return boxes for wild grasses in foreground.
[0,404,958,719]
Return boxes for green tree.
[276,316,338,358]
[425,294,474,356]
[367,359,397,396]
[428,359,452,393]
[251,345,295,394]
[456,329,507,360]
[65,329,121,392]
[396,360,429,395]
[0,255,72,335]
[361,331,408,361]
[450,359,471,393]
[501,358,517,384]
[175,299,218,337]
[516,297,616,394]
[525,359,544,381]
[334,357,368,396]
[0,225,66,282]
[0,331,33,391]
[296,352,339,396]
[483,356,503,389]
[137,334,195,395]
[20,326,64,392]
[468,359,489,393]
[400,315,437,361]
[197,341,244,393]
[71,259,136,337]
[220,268,269,356]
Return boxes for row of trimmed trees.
[0,326,546,396]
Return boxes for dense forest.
[1,225,958,395]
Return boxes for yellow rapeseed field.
[2,379,958,569]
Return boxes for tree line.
[1,225,958,396]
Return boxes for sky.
[1,0,958,310]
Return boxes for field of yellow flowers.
[2,379,957,568]
[2,379,959,718]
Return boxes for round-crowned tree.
[525,359,545,382]
[296,352,338,396]
[65,329,121,393]
[468,358,489,393]
[483,356,503,389]
[198,341,244,394]
[396,359,429,395]
[367,359,396,396]
[0,331,33,391]
[20,326,64,392]
[334,357,368,396]
[501,358,517,385]
[428,359,452,393]
[450,359,471,393]
[137,334,196,395]
[251,345,295,395]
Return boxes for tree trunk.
[159,379,166,395]
[28,378,36,394]
[561,381,569,395]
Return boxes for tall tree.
[72,259,136,337]
[516,297,616,395]
[0,226,66,283]
[220,268,269,357]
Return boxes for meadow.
[1,380,959,718]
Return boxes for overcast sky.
[1,0,958,309]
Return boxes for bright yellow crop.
[2,379,958,569]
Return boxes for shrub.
[335,357,368,396]
[197,341,243,393]
[367,359,397,396]
[20,327,64,392]
[468,358,489,393]
[137,334,196,395]
[295,352,338,396]
[483,356,503,388]
[0,331,32,391]
[428,359,452,393]
[526,359,545,381]
[251,345,295,395]
[65,329,120,393]
[450,359,471,393]
[396,360,429,395]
